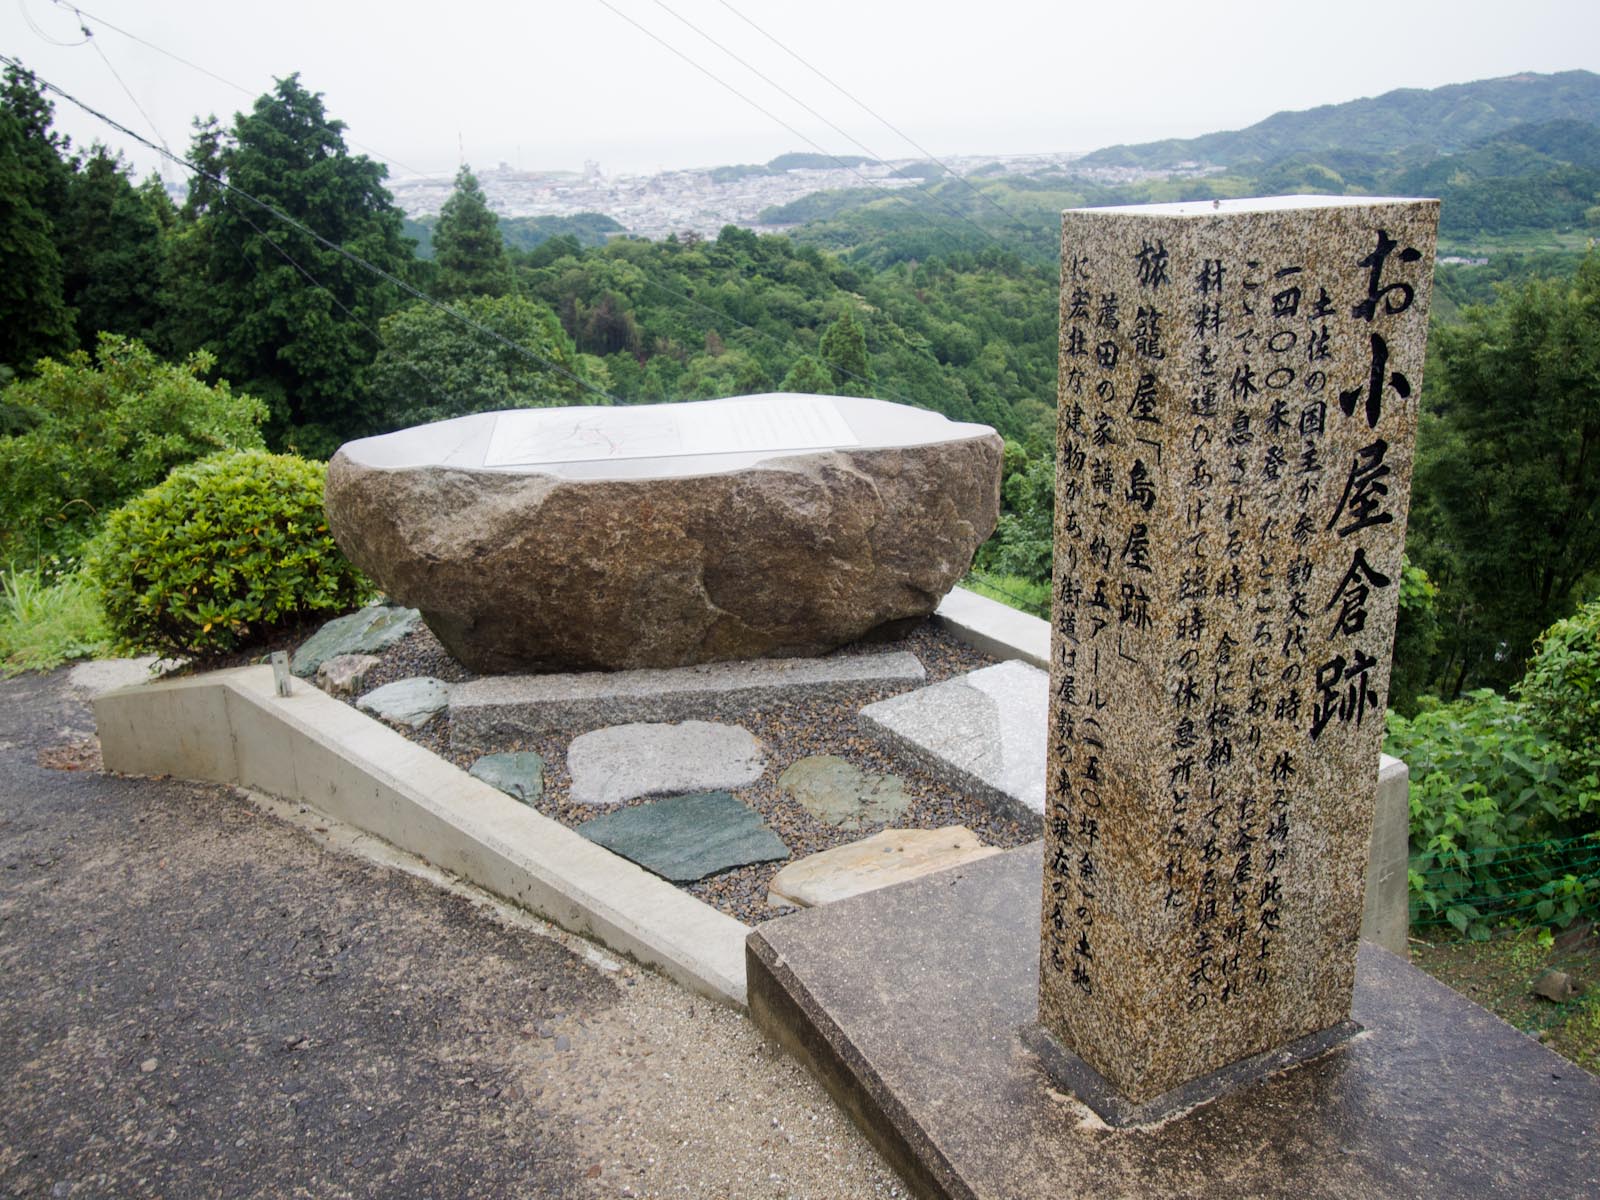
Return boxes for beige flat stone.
[767,826,1000,908]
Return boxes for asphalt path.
[0,668,902,1199]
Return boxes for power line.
[0,55,619,406]
[18,0,87,46]
[647,0,1021,243]
[711,0,1027,232]
[47,0,429,178]
[592,0,996,249]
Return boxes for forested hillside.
[1078,70,1600,168]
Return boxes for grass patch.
[1411,924,1600,1074]
[0,566,113,676]
[962,570,1051,619]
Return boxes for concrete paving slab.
[450,651,926,741]
[859,659,1048,828]
[747,847,1600,1200]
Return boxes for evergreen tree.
[0,66,75,372]
[366,294,587,430]
[185,75,414,455]
[1413,255,1600,691]
[778,355,833,394]
[818,308,873,396]
[434,164,511,299]
[59,147,170,349]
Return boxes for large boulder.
[325,393,1002,673]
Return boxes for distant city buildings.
[386,152,1189,239]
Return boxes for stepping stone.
[577,791,789,882]
[778,755,910,830]
[469,751,545,805]
[315,653,381,697]
[767,826,1001,908]
[859,659,1047,827]
[292,605,420,677]
[356,676,453,729]
[450,651,926,741]
[566,720,765,807]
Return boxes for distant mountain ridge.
[1078,70,1600,169]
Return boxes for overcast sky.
[5,0,1598,184]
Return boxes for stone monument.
[1038,196,1439,1118]
[325,394,1002,673]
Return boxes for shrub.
[87,451,368,658]
[1517,600,1600,817]
[0,566,111,675]
[1386,690,1598,938]
[0,334,266,560]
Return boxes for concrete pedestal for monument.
[325,394,1002,673]
[746,847,1600,1200]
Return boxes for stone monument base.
[1020,1017,1359,1129]
[747,847,1599,1200]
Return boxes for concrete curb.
[93,666,752,1008]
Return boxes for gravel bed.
[336,619,1038,925]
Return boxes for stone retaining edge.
[92,665,753,1007]
[932,584,1411,954]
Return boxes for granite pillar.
[1041,196,1439,1111]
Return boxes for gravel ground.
[341,619,1038,925]
[3,666,912,1198]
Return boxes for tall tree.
[0,64,75,372]
[1413,255,1600,691]
[818,308,873,396]
[433,164,511,300]
[186,75,413,456]
[58,147,170,349]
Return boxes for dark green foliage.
[0,66,75,372]
[1390,558,1443,716]
[1386,691,1598,937]
[0,335,266,561]
[366,294,590,429]
[57,147,170,349]
[817,309,872,396]
[1412,257,1600,690]
[974,439,1053,583]
[87,450,367,658]
[1517,600,1600,810]
[180,75,414,454]
[778,355,833,394]
[432,164,511,299]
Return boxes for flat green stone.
[291,606,421,677]
[778,755,910,829]
[577,791,789,882]
[469,751,545,805]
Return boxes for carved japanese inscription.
[1040,197,1439,1105]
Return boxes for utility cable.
[648,0,1029,242]
[48,0,429,177]
[711,0,1037,235]
[592,0,996,248]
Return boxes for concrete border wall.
[94,666,752,1006]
